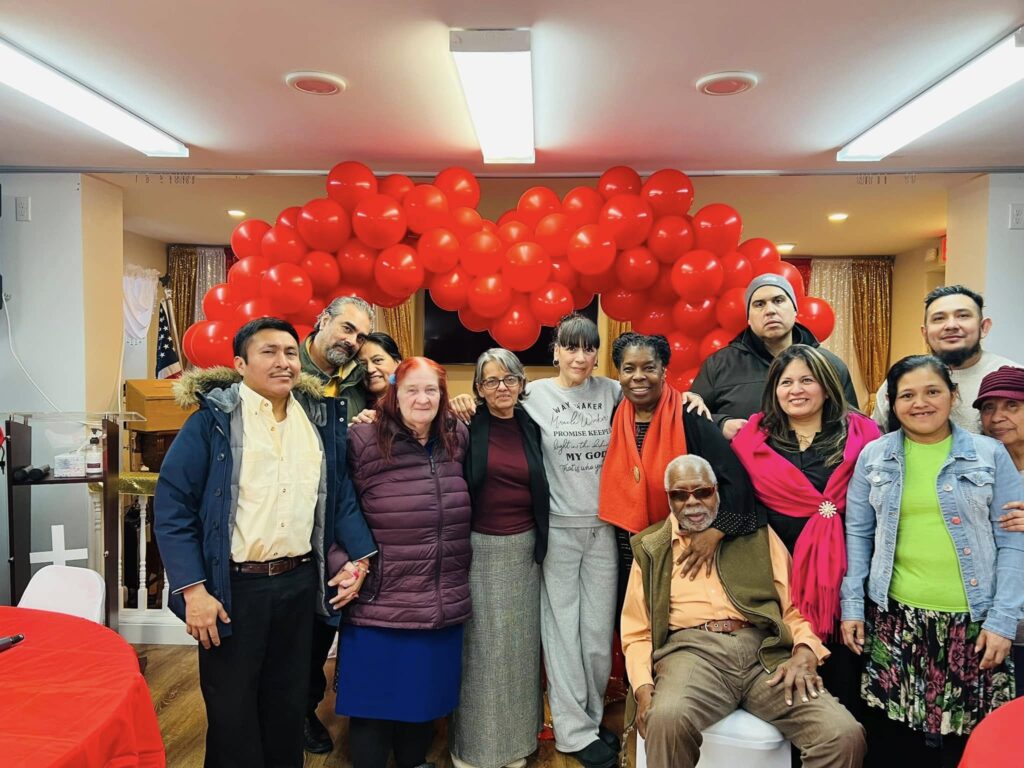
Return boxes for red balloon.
[692,204,743,256]
[449,206,483,240]
[428,266,471,311]
[648,215,695,264]
[293,324,314,342]
[699,327,733,361]
[642,169,695,218]
[571,287,596,310]
[548,258,578,290]
[648,264,680,306]
[260,263,314,314]
[202,283,241,322]
[365,282,408,308]
[403,184,449,234]
[375,244,425,298]
[337,239,377,285]
[299,251,341,295]
[534,213,572,258]
[578,268,617,295]
[378,174,415,203]
[434,167,481,209]
[504,242,552,293]
[497,210,522,228]
[181,322,200,362]
[715,286,749,334]
[461,230,504,277]
[351,194,407,249]
[599,194,654,248]
[601,288,646,322]
[797,296,836,341]
[530,282,574,326]
[738,238,780,273]
[276,207,301,229]
[262,225,308,265]
[517,186,562,229]
[598,166,642,200]
[481,219,498,234]
[498,219,531,246]
[234,297,277,327]
[567,224,616,275]
[490,300,542,351]
[188,320,235,368]
[562,186,605,229]
[297,198,350,252]
[326,161,378,212]
[672,298,718,338]
[418,228,461,273]
[668,367,700,392]
[328,283,371,303]
[633,305,675,336]
[227,256,270,297]
[459,306,492,333]
[720,251,754,292]
[285,296,326,328]
[670,250,725,303]
[765,261,807,298]
[230,219,271,261]
[468,274,513,319]
[614,246,659,290]
[666,331,700,372]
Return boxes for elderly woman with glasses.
[449,348,550,768]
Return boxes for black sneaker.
[561,738,617,768]
[303,714,333,754]
[598,724,621,753]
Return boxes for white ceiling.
[1,0,1022,175]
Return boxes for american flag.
[156,303,182,379]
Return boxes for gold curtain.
[604,319,632,373]
[379,295,416,359]
[851,259,893,413]
[167,245,198,364]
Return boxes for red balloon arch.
[187,162,836,381]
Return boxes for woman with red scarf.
[731,343,880,712]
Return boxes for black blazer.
[465,404,551,563]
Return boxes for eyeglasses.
[480,375,522,391]
[667,486,717,503]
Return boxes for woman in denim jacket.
[840,355,1024,766]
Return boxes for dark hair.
[361,332,403,364]
[233,317,300,360]
[884,354,958,433]
[923,284,984,317]
[611,332,671,370]
[553,312,600,352]
[761,344,849,466]
[375,357,458,461]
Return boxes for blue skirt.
[335,623,464,722]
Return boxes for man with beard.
[872,285,1020,433]
[298,295,375,754]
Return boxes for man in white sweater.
[873,285,1019,432]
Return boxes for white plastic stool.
[636,709,790,768]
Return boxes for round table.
[960,696,1024,768]
[0,606,165,767]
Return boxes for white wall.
[982,174,1024,358]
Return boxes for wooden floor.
[137,644,629,767]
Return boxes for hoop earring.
[552,359,559,367]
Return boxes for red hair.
[375,356,457,461]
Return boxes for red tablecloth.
[0,606,165,767]
[960,696,1024,768]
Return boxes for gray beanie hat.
[744,273,797,313]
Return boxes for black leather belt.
[229,554,312,576]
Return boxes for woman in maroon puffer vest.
[333,356,472,768]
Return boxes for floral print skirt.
[862,600,1015,736]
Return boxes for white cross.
[29,525,89,566]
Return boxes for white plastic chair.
[636,709,790,768]
[18,564,106,624]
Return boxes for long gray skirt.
[450,528,542,768]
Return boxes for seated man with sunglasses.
[620,454,865,768]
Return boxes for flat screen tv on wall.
[423,295,599,365]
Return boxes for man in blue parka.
[155,317,375,768]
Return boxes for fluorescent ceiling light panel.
[0,37,188,157]
[450,29,535,164]
[838,27,1024,161]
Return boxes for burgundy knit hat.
[973,366,1024,409]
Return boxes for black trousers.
[198,561,316,768]
[348,717,435,768]
[308,617,337,718]
[862,707,967,768]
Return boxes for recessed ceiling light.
[695,71,759,96]
[828,212,849,222]
[285,71,347,96]
[227,209,246,218]
[777,243,796,253]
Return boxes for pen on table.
[0,634,25,653]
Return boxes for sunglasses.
[667,486,717,503]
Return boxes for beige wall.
[81,175,124,412]
[945,174,989,292]
[889,240,945,366]
[124,230,168,373]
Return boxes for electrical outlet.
[15,196,31,221]
[1011,203,1024,230]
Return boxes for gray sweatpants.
[540,524,618,753]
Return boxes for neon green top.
[889,435,969,612]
